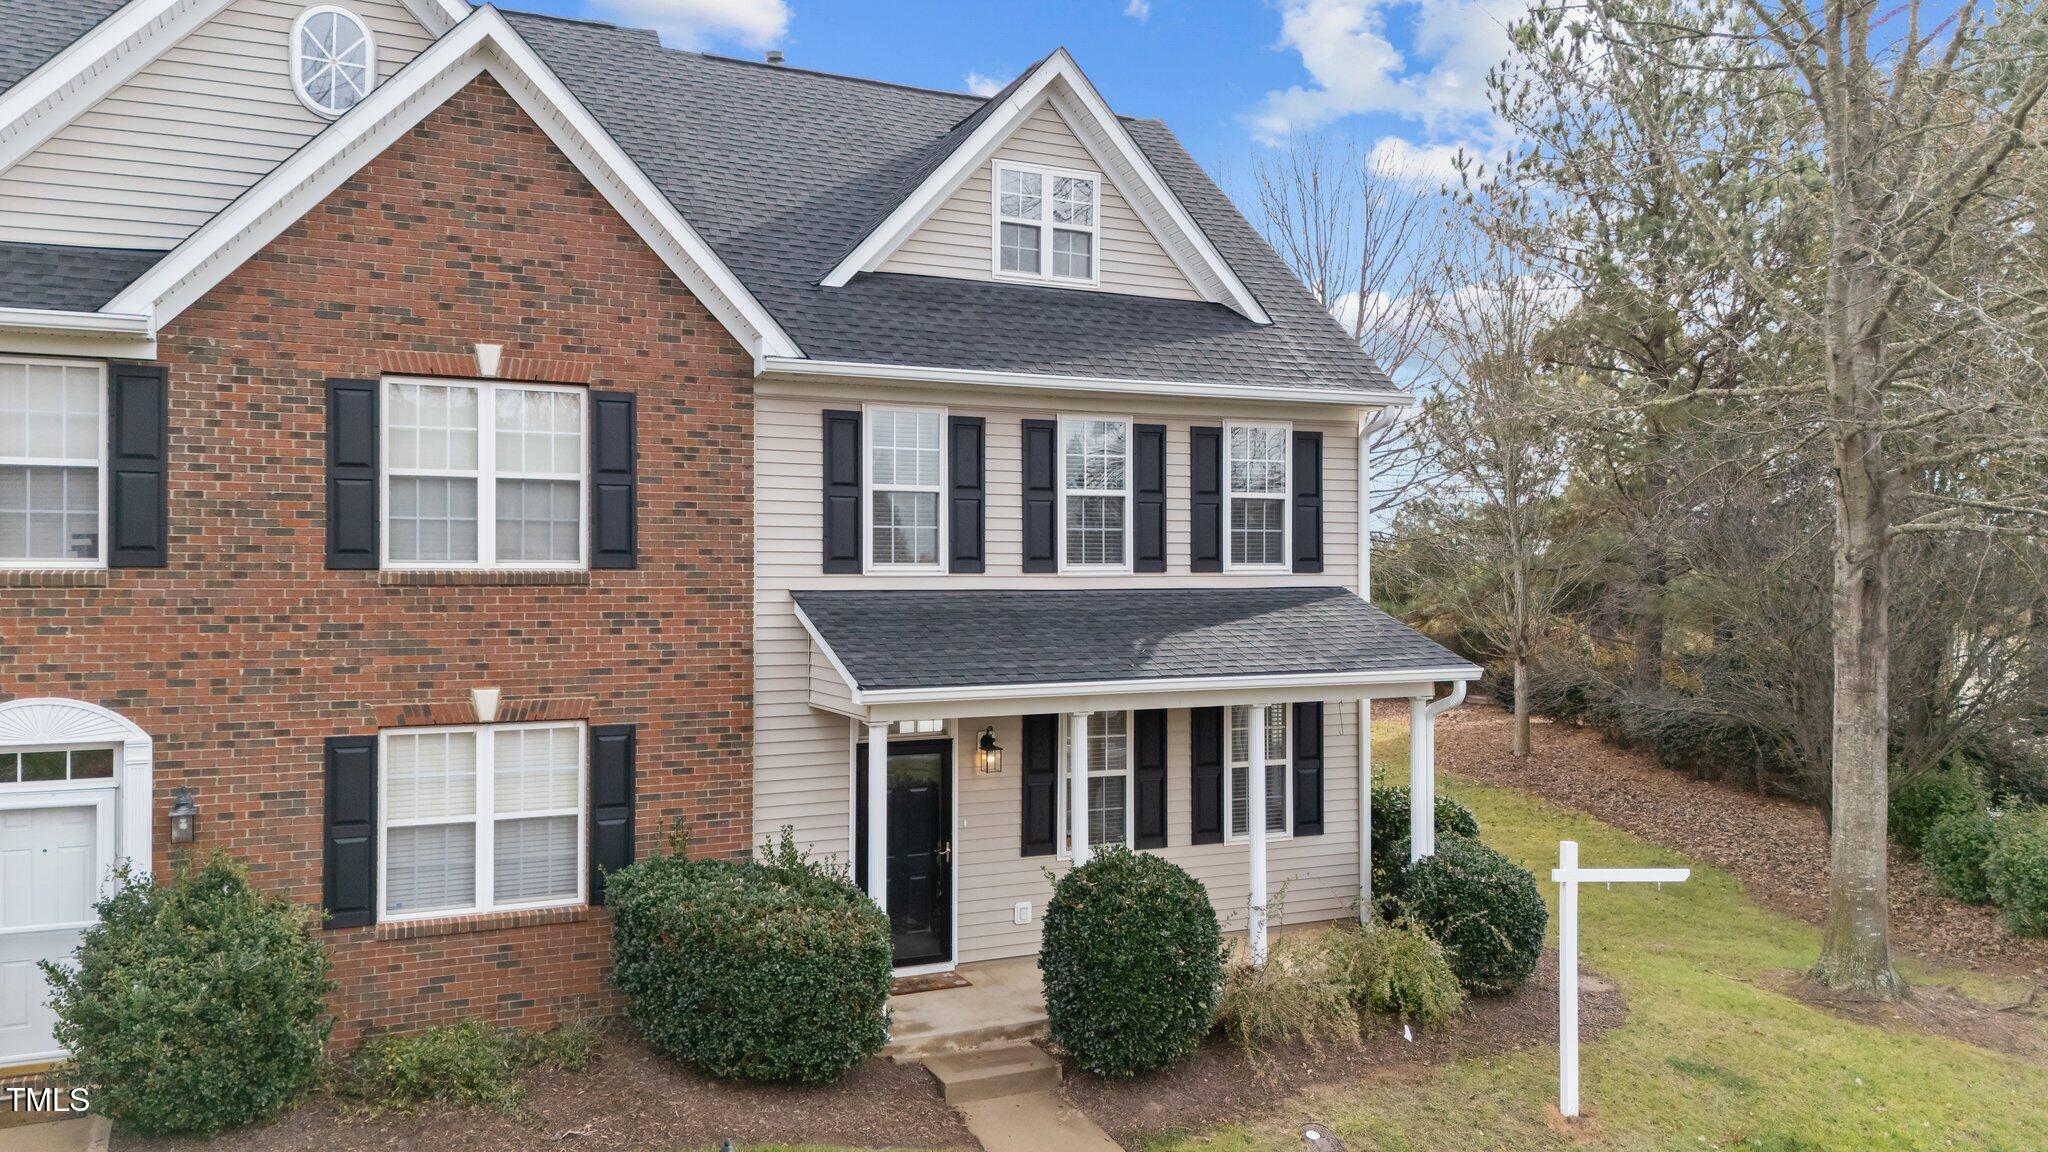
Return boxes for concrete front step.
[920,1042,1062,1104]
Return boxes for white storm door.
[0,799,109,1065]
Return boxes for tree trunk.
[1631,460,1669,695]
[1513,658,1532,757]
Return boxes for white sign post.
[1550,839,1688,1119]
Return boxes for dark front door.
[855,738,952,966]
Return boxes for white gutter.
[851,665,1481,707]
[759,356,1413,409]
[0,308,155,337]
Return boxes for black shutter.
[1134,709,1168,849]
[1190,426,1222,572]
[589,392,637,569]
[589,724,636,905]
[325,379,379,569]
[853,741,871,895]
[822,409,862,573]
[1292,430,1324,574]
[106,363,168,568]
[1021,418,1056,572]
[1133,423,1166,573]
[1190,706,1224,844]
[1021,714,1059,856]
[323,736,377,929]
[948,415,986,573]
[1292,702,1325,835]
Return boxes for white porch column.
[866,721,889,912]
[1359,697,1374,922]
[1068,711,1091,868]
[1248,703,1270,967]
[1409,695,1432,861]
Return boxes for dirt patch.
[1426,702,2048,985]
[1775,973,2048,1061]
[117,1025,975,1152]
[1064,948,1624,1147]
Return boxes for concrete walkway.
[887,956,1047,1058]
[0,1116,109,1152]
[956,1091,1124,1152]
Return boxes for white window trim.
[0,356,107,570]
[379,376,589,572]
[1057,710,1134,857]
[1223,420,1292,574]
[1055,414,1133,574]
[375,719,588,924]
[990,160,1103,289]
[860,403,949,575]
[1225,704,1293,844]
[290,5,378,120]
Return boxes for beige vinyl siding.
[754,377,1372,961]
[0,0,434,250]
[877,100,1202,301]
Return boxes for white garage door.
[0,805,100,1065]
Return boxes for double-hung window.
[0,358,104,567]
[1226,423,1289,570]
[1059,416,1130,570]
[1061,711,1132,852]
[865,406,945,571]
[380,721,585,921]
[383,379,585,569]
[995,162,1098,285]
[1226,704,1289,840]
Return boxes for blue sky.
[503,0,1521,205]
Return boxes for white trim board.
[96,7,801,362]
[758,357,1411,410]
[819,49,1271,325]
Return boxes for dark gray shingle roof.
[793,587,1477,692]
[0,242,162,311]
[0,0,127,96]
[505,11,1395,393]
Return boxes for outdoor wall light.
[975,727,1004,775]
[168,787,198,844]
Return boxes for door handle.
[936,842,952,863]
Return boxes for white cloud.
[1246,0,1526,143]
[964,71,1007,98]
[585,0,789,49]
[1125,0,1152,19]
[1367,135,1473,184]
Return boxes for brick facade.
[1,77,755,1043]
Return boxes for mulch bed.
[1426,702,2048,985]
[118,1026,975,1152]
[1064,949,1625,1147]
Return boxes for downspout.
[1409,680,1468,861]
[1357,412,1378,921]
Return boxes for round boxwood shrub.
[1398,836,1547,995]
[1369,786,1481,910]
[607,832,891,1083]
[1923,808,1997,905]
[42,855,333,1136]
[1039,847,1225,1077]
[1986,807,2048,935]
[1890,762,1988,856]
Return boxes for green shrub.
[1213,938,1357,1059]
[41,856,332,1136]
[1369,787,1481,909]
[1923,808,1997,905]
[1986,807,2048,935]
[1398,836,1547,995]
[347,1018,600,1113]
[608,830,891,1083]
[1891,763,1989,856]
[1040,847,1225,1077]
[1326,922,1463,1025]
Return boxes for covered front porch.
[793,586,1482,973]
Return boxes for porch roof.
[793,586,1480,713]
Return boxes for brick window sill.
[378,569,589,587]
[2,569,107,588]
[373,904,592,942]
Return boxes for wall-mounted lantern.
[168,787,198,844]
[975,726,1004,775]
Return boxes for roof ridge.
[678,51,989,103]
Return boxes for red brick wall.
[1,77,755,1043]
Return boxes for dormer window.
[292,6,376,118]
[995,162,1098,285]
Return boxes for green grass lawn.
[1149,724,2048,1152]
